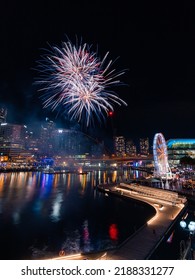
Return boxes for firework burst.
[35,39,127,126]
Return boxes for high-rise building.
[39,118,56,156]
[51,129,96,156]
[0,123,27,142]
[51,129,78,156]
[126,139,137,156]
[0,107,7,123]
[139,137,150,156]
[0,123,29,161]
[114,136,126,157]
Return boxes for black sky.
[1,1,195,142]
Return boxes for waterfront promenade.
[53,183,187,260]
[98,183,187,260]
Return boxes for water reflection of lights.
[79,173,87,192]
[103,172,106,184]
[13,211,20,224]
[66,173,71,190]
[82,220,91,252]
[112,171,117,183]
[50,193,63,222]
[0,174,5,193]
[26,174,37,200]
[98,170,101,183]
[91,172,95,187]
[83,220,89,241]
[9,173,18,188]
[123,170,128,180]
[109,224,118,241]
[40,174,54,198]
[53,175,58,188]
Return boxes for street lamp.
[180,220,195,233]
[188,221,195,232]
[179,219,195,259]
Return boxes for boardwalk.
[51,183,187,260]
[98,183,187,260]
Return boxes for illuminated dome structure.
[153,133,172,180]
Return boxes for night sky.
[1,1,195,143]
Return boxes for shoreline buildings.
[1,107,195,170]
[167,139,195,165]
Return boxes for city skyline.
[1,1,195,141]
[0,112,151,156]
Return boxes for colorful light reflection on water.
[0,170,155,260]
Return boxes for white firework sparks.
[35,39,127,126]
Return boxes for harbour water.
[0,169,155,260]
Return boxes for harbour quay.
[97,183,187,260]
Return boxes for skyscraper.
[39,118,56,156]
[0,123,28,161]
[139,137,150,156]
[114,136,126,157]
[126,139,137,156]
[0,107,7,123]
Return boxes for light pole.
[179,220,195,259]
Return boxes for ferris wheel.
[153,133,172,179]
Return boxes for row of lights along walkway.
[98,183,187,260]
[50,183,187,260]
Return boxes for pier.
[97,183,187,260]
[51,183,188,260]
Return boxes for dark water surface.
[0,171,155,259]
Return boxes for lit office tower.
[51,129,79,156]
[114,136,125,157]
[139,137,150,156]
[126,139,137,156]
[0,123,26,142]
[0,123,27,160]
[39,118,56,156]
[0,107,7,123]
[51,129,96,156]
